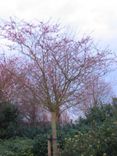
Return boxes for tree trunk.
[51,111,58,156]
[48,135,52,156]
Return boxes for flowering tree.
[0,19,110,156]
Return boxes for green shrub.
[62,122,117,156]
[0,101,20,139]
[16,124,50,139]
[0,138,34,156]
[62,104,117,156]
[33,134,48,156]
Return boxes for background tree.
[0,101,20,138]
[12,65,50,126]
[78,75,113,112]
[0,55,18,103]
[0,19,111,156]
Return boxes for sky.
[0,0,117,94]
[0,0,116,41]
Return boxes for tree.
[12,67,50,126]
[0,54,50,126]
[0,55,18,103]
[0,19,110,156]
[78,75,113,112]
[0,101,20,138]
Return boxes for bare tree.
[78,75,113,112]
[0,19,110,156]
[3,58,50,126]
[14,73,50,126]
[0,55,19,103]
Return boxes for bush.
[16,124,50,139]
[75,104,115,132]
[0,101,20,139]
[62,104,117,156]
[0,138,34,156]
[32,134,48,156]
[62,122,117,156]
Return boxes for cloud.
[0,0,117,43]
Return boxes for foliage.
[57,124,78,150]
[16,123,50,139]
[1,102,117,156]
[62,104,117,156]
[0,101,20,138]
[0,138,33,156]
[73,104,115,132]
[32,134,48,156]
